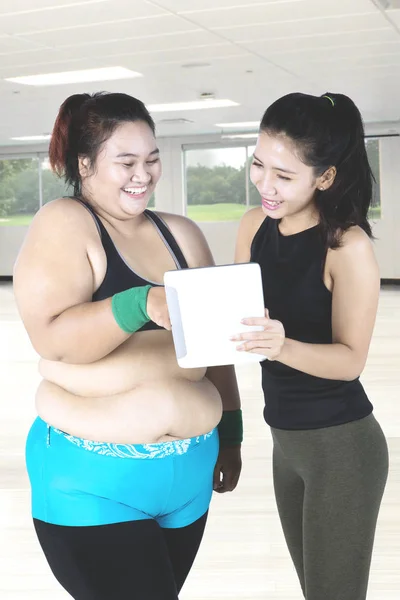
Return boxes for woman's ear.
[316,166,337,191]
[78,156,91,180]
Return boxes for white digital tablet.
[164,262,266,368]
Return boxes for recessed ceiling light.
[181,62,211,69]
[216,121,259,128]
[5,66,142,86]
[221,133,259,139]
[11,135,51,141]
[148,99,239,112]
[158,118,194,124]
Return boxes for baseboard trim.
[381,279,400,286]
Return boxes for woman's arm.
[206,365,241,412]
[207,364,242,493]
[14,199,168,364]
[234,227,380,381]
[277,228,380,380]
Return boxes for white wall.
[0,134,399,277]
[0,226,27,276]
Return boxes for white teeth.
[124,186,147,195]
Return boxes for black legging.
[34,512,208,599]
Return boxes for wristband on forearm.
[218,409,243,447]
[111,285,152,333]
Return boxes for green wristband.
[218,409,243,447]
[111,285,152,334]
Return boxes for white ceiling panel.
[274,59,400,80]
[217,12,392,42]
[0,56,116,78]
[182,0,379,30]
[244,29,399,56]
[47,30,228,59]
[265,41,400,63]
[344,55,400,69]
[126,46,250,67]
[268,52,400,73]
[385,8,400,26]
[142,52,278,77]
[48,43,249,68]
[153,0,307,11]
[0,46,250,78]
[5,2,168,36]
[0,35,47,52]
[0,0,110,13]
[0,49,68,72]
[0,3,152,34]
[18,15,197,47]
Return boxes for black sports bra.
[76,199,188,332]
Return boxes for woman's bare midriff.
[36,330,223,444]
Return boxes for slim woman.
[233,92,388,600]
[14,92,242,600]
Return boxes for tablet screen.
[164,263,266,368]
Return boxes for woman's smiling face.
[250,131,320,221]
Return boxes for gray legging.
[271,414,388,600]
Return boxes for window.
[0,158,40,226]
[41,157,73,204]
[184,147,248,222]
[366,138,381,220]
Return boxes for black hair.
[260,92,374,248]
[49,92,155,196]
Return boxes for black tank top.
[78,199,188,332]
[250,217,373,430]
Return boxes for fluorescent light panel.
[11,135,51,141]
[222,133,259,139]
[5,67,142,86]
[216,121,259,128]
[148,99,239,112]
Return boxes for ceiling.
[1,0,400,147]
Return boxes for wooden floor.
[0,281,399,599]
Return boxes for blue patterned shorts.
[26,417,219,528]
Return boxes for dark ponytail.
[49,93,91,194]
[49,92,155,197]
[260,92,374,249]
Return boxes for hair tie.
[322,95,335,107]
